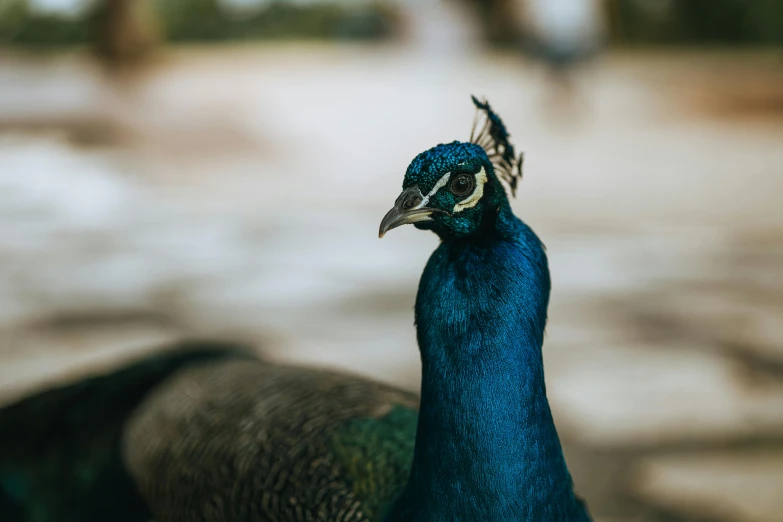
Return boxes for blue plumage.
[387,219,588,521]
[381,97,590,521]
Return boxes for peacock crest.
[469,96,524,197]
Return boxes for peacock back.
[124,358,418,522]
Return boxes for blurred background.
[0,0,782,520]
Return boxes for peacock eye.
[450,174,474,197]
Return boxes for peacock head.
[379,96,524,239]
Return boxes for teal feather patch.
[330,405,417,521]
[0,472,28,503]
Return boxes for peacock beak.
[379,186,439,238]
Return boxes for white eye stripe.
[413,168,488,213]
[452,167,487,213]
[413,172,451,210]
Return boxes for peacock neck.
[387,210,580,521]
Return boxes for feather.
[0,341,254,522]
[469,95,524,197]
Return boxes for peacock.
[0,97,591,522]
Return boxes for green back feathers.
[331,405,417,521]
[124,359,419,522]
[1,344,420,522]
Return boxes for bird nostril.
[403,195,422,211]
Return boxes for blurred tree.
[5,0,776,49]
[91,0,161,70]
[0,0,92,45]
[153,0,394,43]
[463,0,783,47]
[463,0,521,47]
[1,0,394,47]
[607,0,783,45]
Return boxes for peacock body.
[0,97,591,522]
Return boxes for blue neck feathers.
[386,206,587,522]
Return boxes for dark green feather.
[0,341,253,522]
[330,405,417,520]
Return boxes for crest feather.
[469,96,524,197]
